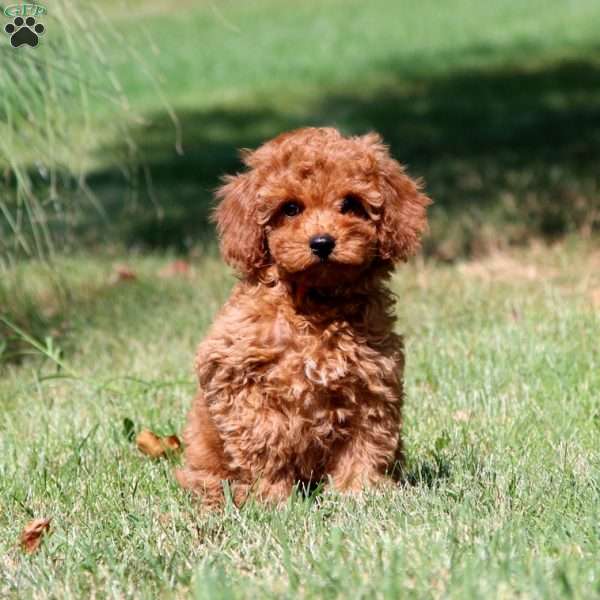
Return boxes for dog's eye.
[340,195,368,219]
[281,201,303,217]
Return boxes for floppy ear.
[213,170,267,276]
[362,134,431,262]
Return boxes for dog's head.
[214,127,430,287]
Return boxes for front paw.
[329,470,397,494]
[254,477,295,506]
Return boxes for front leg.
[176,391,236,507]
[326,443,389,493]
[253,471,296,505]
[326,415,401,493]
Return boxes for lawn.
[91,0,600,258]
[1,0,600,598]
[3,0,598,258]
[1,243,600,598]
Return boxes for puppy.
[176,127,430,506]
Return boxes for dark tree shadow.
[3,53,599,363]
[81,53,600,257]
[84,107,308,252]
[401,456,453,489]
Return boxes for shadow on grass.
[402,456,453,489]
[83,106,306,252]
[85,54,600,257]
[2,53,600,363]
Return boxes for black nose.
[309,234,336,259]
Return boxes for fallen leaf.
[158,513,172,526]
[136,429,182,458]
[591,288,600,309]
[110,264,137,284]
[162,434,181,451]
[159,260,192,278]
[452,410,471,423]
[136,430,165,458]
[20,518,51,554]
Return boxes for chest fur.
[207,320,401,405]
[198,289,403,408]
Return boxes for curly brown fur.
[176,127,430,507]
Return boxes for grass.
[87,0,600,257]
[1,241,600,598]
[2,0,600,597]
[0,0,175,264]
[2,0,599,258]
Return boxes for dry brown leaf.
[158,512,173,526]
[136,430,182,458]
[159,260,192,278]
[452,410,471,423]
[162,434,182,451]
[136,430,165,458]
[110,264,137,284]
[20,518,51,554]
[591,288,600,309]
[459,252,555,282]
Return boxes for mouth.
[304,286,340,305]
[286,259,367,288]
